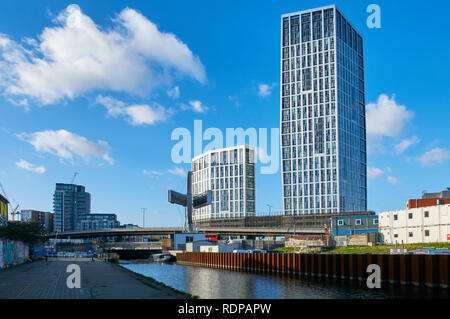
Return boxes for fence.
[0,238,29,269]
[176,252,449,289]
[195,211,375,229]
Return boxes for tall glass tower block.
[280,5,367,215]
[191,145,256,221]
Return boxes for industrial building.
[379,190,450,244]
[330,215,378,236]
[421,189,450,200]
[407,189,450,209]
[174,233,206,251]
[330,214,379,246]
[379,204,450,244]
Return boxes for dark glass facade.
[53,183,91,232]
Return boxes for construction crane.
[71,172,79,184]
[10,204,20,221]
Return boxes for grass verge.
[325,243,450,254]
[278,243,450,254]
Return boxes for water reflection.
[122,262,449,299]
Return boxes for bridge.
[103,241,163,260]
[49,226,326,240]
[49,212,376,239]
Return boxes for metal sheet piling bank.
[176,252,450,289]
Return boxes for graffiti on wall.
[0,238,29,269]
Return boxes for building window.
[424,211,429,218]
[408,213,413,219]
[394,234,398,238]
[394,215,398,221]
[425,230,430,237]
[373,219,378,225]
[409,232,413,238]
[337,220,344,226]
[355,219,361,226]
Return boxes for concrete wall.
[186,240,213,252]
[0,238,29,269]
[379,205,450,244]
[200,245,234,253]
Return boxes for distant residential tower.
[21,210,54,232]
[53,183,91,232]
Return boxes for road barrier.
[176,252,449,289]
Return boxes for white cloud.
[180,100,208,113]
[17,129,114,164]
[395,136,420,154]
[167,86,180,99]
[367,166,384,180]
[417,148,449,167]
[15,159,46,174]
[124,104,167,125]
[7,97,29,108]
[257,83,275,98]
[142,169,164,178]
[0,4,205,105]
[189,100,207,113]
[387,176,402,185]
[96,95,169,126]
[366,94,414,150]
[168,167,186,177]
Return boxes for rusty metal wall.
[176,252,449,289]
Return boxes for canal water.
[121,261,448,299]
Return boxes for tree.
[0,221,47,246]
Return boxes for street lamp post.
[267,204,272,216]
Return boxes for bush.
[108,253,120,263]
[0,221,47,246]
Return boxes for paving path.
[0,258,188,299]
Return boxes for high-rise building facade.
[53,183,91,232]
[280,5,367,215]
[21,210,54,232]
[191,145,255,221]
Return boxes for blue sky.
[0,0,449,227]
